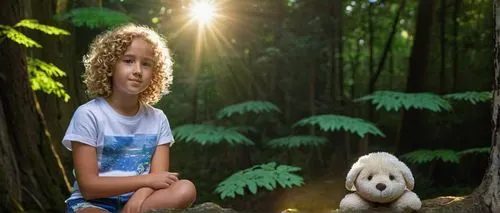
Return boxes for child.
[62,23,196,213]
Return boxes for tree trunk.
[0,0,66,211]
[360,1,375,155]
[470,2,500,211]
[30,0,83,186]
[440,0,447,94]
[369,0,406,93]
[452,0,461,91]
[398,0,436,154]
[334,0,344,103]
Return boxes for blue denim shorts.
[65,196,130,213]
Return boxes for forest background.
[0,0,497,212]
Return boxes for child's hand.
[147,172,179,189]
[122,196,144,213]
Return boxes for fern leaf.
[400,150,437,164]
[215,162,303,199]
[172,124,254,146]
[400,149,460,164]
[227,126,258,134]
[458,147,490,156]
[443,91,492,104]
[293,115,385,138]
[266,135,327,148]
[56,7,131,29]
[216,101,281,119]
[15,19,69,35]
[356,91,452,112]
[28,57,70,102]
[0,25,41,48]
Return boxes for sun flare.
[189,1,216,25]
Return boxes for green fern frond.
[443,91,492,104]
[293,115,385,138]
[400,149,460,164]
[458,147,490,155]
[266,135,327,148]
[15,19,70,35]
[215,162,303,199]
[227,126,258,134]
[216,101,281,119]
[356,91,452,112]
[0,25,41,48]
[172,124,254,146]
[56,7,131,29]
[28,57,70,102]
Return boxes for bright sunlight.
[189,1,216,25]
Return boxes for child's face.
[112,37,155,98]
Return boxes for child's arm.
[72,142,174,200]
[124,144,177,209]
[128,144,177,199]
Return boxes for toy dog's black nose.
[376,183,386,191]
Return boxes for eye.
[123,59,134,64]
[142,62,153,67]
[368,175,373,181]
[389,174,395,180]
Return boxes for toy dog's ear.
[345,161,363,191]
[399,161,415,190]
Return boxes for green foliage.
[15,19,70,35]
[458,147,490,155]
[0,20,69,48]
[293,115,385,138]
[400,150,460,164]
[56,7,132,29]
[443,91,492,104]
[215,162,303,199]
[216,101,281,119]
[28,57,70,102]
[401,147,491,165]
[172,124,254,145]
[227,126,258,134]
[0,19,70,102]
[356,91,452,112]
[266,135,327,148]
[0,25,41,48]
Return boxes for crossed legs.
[75,179,196,213]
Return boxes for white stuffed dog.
[339,152,422,212]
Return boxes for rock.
[147,202,239,213]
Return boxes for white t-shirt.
[62,97,174,200]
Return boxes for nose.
[376,183,386,191]
[133,64,142,76]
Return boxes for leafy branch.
[172,124,254,146]
[266,135,328,148]
[400,148,490,164]
[293,115,385,138]
[356,91,452,112]
[0,19,70,102]
[216,101,281,119]
[215,162,303,199]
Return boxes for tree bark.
[0,0,66,211]
[452,0,461,91]
[439,0,447,94]
[470,2,500,212]
[369,0,406,93]
[398,0,436,154]
[30,0,83,187]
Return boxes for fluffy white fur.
[339,152,422,212]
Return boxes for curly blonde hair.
[82,23,173,105]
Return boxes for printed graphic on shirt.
[99,134,157,176]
